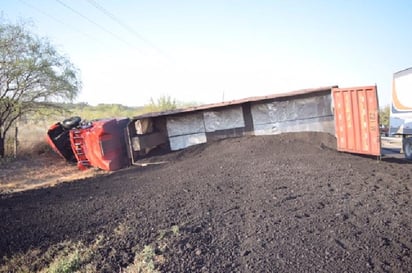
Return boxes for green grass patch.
[44,250,81,273]
[124,245,160,273]
[0,222,182,273]
[0,238,102,273]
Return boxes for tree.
[379,104,390,127]
[0,20,81,157]
[143,95,178,113]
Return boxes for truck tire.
[402,137,412,160]
[62,116,81,130]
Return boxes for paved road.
[381,137,403,158]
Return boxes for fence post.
[14,126,18,158]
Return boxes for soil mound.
[0,132,411,273]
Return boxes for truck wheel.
[402,137,412,160]
[62,116,81,130]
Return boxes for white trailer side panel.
[166,113,205,137]
[168,133,207,151]
[254,116,334,136]
[166,113,206,150]
[203,106,245,132]
[251,95,334,136]
[390,67,412,135]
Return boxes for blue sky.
[1,0,411,107]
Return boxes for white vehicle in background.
[389,67,412,159]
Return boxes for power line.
[18,0,100,43]
[85,0,169,59]
[54,0,139,49]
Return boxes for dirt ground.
[0,132,411,272]
[0,152,106,194]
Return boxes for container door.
[332,86,381,156]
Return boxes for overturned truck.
[47,85,385,171]
[47,117,130,171]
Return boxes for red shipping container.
[332,86,381,156]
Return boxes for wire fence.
[4,118,57,157]
[5,135,49,157]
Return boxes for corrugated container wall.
[332,86,381,156]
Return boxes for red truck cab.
[47,117,130,171]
